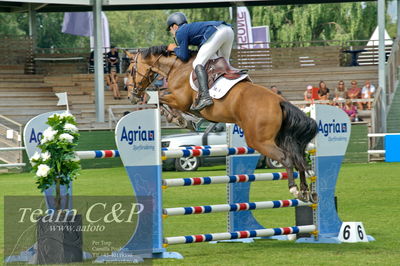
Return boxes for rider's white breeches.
[193,24,234,68]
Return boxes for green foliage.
[105,10,171,48]
[251,3,381,46]
[106,8,230,48]
[36,12,89,49]
[0,3,396,49]
[29,112,81,193]
[0,13,27,35]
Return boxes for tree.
[251,3,382,47]
[0,3,396,49]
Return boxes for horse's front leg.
[159,90,184,110]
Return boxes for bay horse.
[128,45,318,202]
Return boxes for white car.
[161,120,283,171]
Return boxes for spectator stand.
[0,115,25,171]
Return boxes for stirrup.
[190,97,213,111]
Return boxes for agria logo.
[29,129,43,144]
[318,119,347,137]
[120,126,155,144]
[232,124,244,137]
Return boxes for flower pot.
[36,213,82,264]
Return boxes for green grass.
[1,162,400,265]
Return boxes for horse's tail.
[277,101,318,171]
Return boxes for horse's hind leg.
[298,170,311,202]
[251,141,300,199]
[300,170,317,203]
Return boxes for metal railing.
[0,115,24,169]
[385,37,400,113]
[0,38,393,73]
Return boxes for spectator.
[270,85,283,96]
[154,75,166,89]
[304,85,319,101]
[107,45,120,73]
[106,67,121,100]
[318,81,330,103]
[334,80,347,107]
[89,50,108,73]
[361,80,376,110]
[347,80,362,109]
[304,85,313,101]
[89,50,95,73]
[342,99,359,122]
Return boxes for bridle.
[129,51,177,99]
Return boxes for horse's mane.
[140,45,197,59]
[140,45,169,58]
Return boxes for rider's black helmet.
[166,12,188,31]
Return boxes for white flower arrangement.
[64,123,78,133]
[41,127,58,144]
[59,112,74,119]
[40,151,51,161]
[30,112,81,207]
[59,133,74,143]
[36,164,50,177]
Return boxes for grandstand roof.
[0,0,375,13]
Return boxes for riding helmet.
[166,12,188,31]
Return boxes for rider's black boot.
[191,64,213,111]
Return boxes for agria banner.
[312,104,351,157]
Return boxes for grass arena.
[1,162,399,265]
[1,108,399,265]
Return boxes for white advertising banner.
[23,111,65,159]
[115,109,161,167]
[312,104,351,157]
[236,6,253,49]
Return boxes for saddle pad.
[189,72,249,99]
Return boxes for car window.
[196,120,214,132]
[212,123,226,133]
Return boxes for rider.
[166,12,234,111]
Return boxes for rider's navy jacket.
[173,21,231,62]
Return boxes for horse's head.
[127,45,170,104]
[127,53,156,104]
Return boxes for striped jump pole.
[163,199,314,216]
[164,225,317,245]
[76,150,120,159]
[162,144,227,151]
[162,171,316,187]
[161,146,256,160]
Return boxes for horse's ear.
[124,50,137,59]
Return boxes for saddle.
[192,57,248,89]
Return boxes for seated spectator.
[361,80,376,110]
[89,50,95,73]
[318,81,330,103]
[334,80,347,107]
[304,85,319,102]
[106,67,121,100]
[347,80,362,109]
[154,74,167,89]
[89,50,108,73]
[342,99,359,122]
[271,85,283,96]
[107,45,120,73]
[304,85,313,101]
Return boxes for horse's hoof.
[309,192,318,203]
[298,190,310,202]
[166,114,173,122]
[289,186,299,198]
